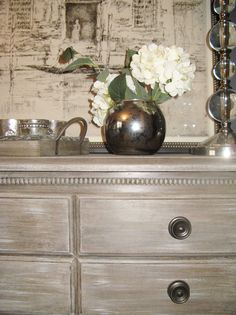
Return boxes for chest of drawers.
[0,155,235,314]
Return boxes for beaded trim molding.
[0,176,235,186]
[89,141,199,154]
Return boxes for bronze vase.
[104,99,166,155]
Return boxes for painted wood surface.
[0,258,76,315]
[0,155,235,314]
[0,155,235,172]
[0,196,72,254]
[81,260,236,314]
[79,198,236,255]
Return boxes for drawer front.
[80,198,236,254]
[0,259,75,315]
[81,261,236,315]
[0,197,72,254]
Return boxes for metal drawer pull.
[168,216,192,240]
[167,280,190,304]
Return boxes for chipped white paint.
[0,156,236,314]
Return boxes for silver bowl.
[19,119,52,137]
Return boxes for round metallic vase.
[104,99,166,155]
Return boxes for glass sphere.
[208,89,236,122]
[213,59,236,80]
[209,21,236,51]
[213,0,236,14]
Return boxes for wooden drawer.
[0,196,72,254]
[80,198,236,255]
[81,260,236,315]
[0,258,76,315]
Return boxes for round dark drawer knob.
[167,280,190,304]
[168,216,192,240]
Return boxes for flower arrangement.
[90,43,196,127]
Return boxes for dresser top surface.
[0,154,235,173]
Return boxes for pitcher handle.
[55,117,87,155]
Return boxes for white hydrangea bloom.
[90,43,196,127]
[90,94,111,127]
[130,43,196,97]
[90,73,118,127]
[91,73,118,95]
[130,43,167,88]
[92,81,107,95]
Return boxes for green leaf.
[156,93,171,103]
[140,101,157,115]
[96,68,109,82]
[108,73,127,102]
[125,87,138,100]
[151,83,171,103]
[62,57,97,73]
[121,68,131,75]
[132,76,149,100]
[58,47,78,64]
[125,49,138,67]
[151,83,162,101]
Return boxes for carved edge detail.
[0,177,235,186]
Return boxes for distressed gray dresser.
[0,155,236,315]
